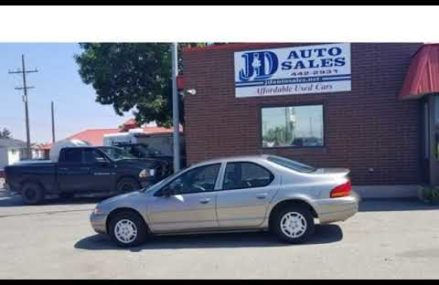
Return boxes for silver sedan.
[90,155,359,247]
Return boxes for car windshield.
[267,155,316,173]
[142,167,186,192]
[99,147,136,160]
[135,144,163,156]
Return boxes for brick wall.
[183,43,423,185]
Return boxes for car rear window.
[62,148,82,163]
[267,156,316,173]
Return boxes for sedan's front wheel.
[108,210,148,247]
[272,205,315,244]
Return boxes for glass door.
[421,99,430,184]
[429,95,439,186]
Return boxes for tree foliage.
[0,128,11,139]
[262,126,293,146]
[75,43,175,127]
[75,43,220,127]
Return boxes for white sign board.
[234,43,351,98]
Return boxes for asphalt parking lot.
[0,189,439,279]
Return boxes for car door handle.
[256,193,268,199]
[199,198,211,204]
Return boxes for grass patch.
[420,186,439,204]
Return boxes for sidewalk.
[0,178,9,198]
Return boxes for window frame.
[219,161,275,191]
[259,102,326,149]
[154,163,222,197]
[60,148,84,164]
[83,148,110,165]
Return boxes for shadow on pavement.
[0,194,107,207]
[359,198,439,212]
[74,224,343,251]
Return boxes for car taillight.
[330,180,352,198]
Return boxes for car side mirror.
[158,179,183,197]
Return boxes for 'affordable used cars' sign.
[234,43,351,98]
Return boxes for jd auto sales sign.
[234,43,351,98]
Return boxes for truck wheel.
[108,210,148,247]
[116,178,140,193]
[271,204,315,244]
[21,182,45,205]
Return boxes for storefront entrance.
[399,44,439,186]
[422,95,439,185]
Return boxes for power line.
[8,54,38,159]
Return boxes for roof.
[0,138,27,149]
[32,143,53,150]
[182,43,282,53]
[67,128,120,146]
[400,44,439,100]
[67,125,183,146]
[182,42,337,53]
[123,118,137,126]
[120,119,139,131]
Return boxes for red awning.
[400,44,439,100]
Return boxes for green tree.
[0,128,11,139]
[262,126,293,146]
[75,43,221,127]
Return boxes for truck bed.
[5,162,57,194]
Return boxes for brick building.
[182,43,439,198]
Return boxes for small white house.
[0,138,26,170]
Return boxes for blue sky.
[0,43,131,143]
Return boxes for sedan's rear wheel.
[272,205,315,244]
[108,210,148,247]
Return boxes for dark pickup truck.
[113,143,187,170]
[4,146,171,204]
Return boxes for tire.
[116,177,141,193]
[21,182,45,205]
[108,210,148,247]
[271,204,315,244]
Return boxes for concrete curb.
[353,185,421,199]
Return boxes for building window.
[261,105,324,148]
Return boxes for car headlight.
[139,168,156,178]
[93,206,104,215]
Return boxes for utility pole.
[8,55,38,159]
[171,43,181,173]
[51,101,56,143]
